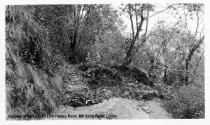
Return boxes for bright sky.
[112,4,204,38]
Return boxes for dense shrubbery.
[163,83,204,118]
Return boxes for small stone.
[124,91,130,95]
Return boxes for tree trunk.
[122,38,135,67]
[185,36,204,84]
[163,65,168,84]
[122,15,145,67]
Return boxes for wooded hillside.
[6,4,204,119]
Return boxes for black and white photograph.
[3,1,206,122]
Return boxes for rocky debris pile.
[79,63,122,87]
[62,92,98,109]
[78,63,152,87]
[111,65,151,86]
[140,90,164,100]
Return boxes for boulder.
[62,93,97,108]
[130,67,149,85]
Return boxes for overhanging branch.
[148,5,172,19]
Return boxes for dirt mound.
[79,63,150,87]
[112,65,150,85]
[78,63,122,91]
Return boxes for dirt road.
[47,98,171,119]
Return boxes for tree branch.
[135,4,138,32]
[144,9,149,37]
[186,36,204,63]
[194,9,199,37]
[184,5,188,32]
[199,27,204,38]
[128,5,135,38]
[193,50,204,74]
[148,6,171,19]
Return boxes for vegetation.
[6,4,204,119]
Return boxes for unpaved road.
[47,98,171,119]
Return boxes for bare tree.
[120,4,172,67]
